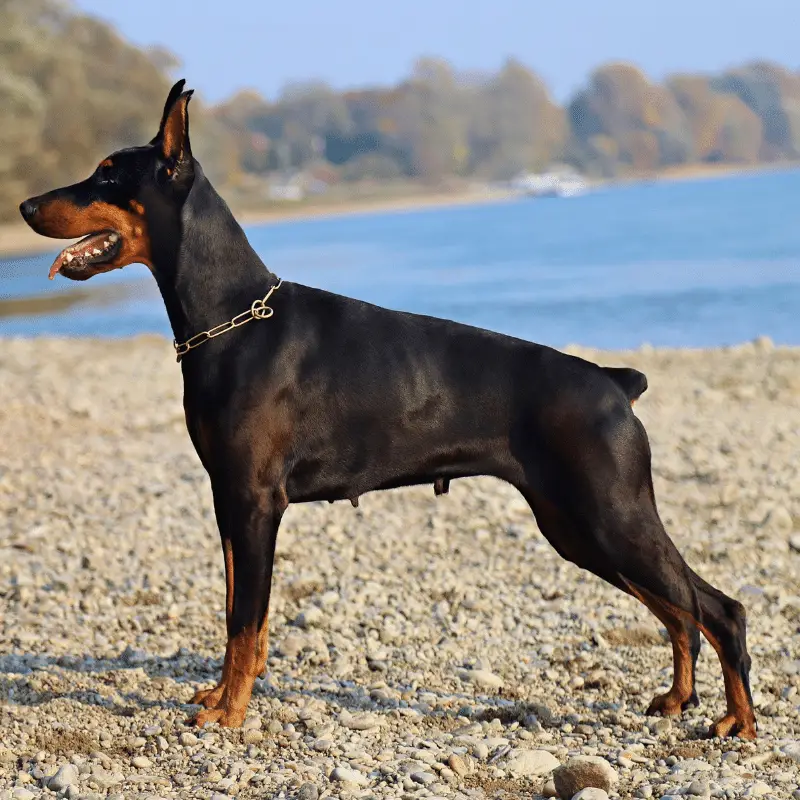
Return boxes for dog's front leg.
[189,481,285,728]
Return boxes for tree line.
[2,0,799,222]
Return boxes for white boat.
[511,171,588,198]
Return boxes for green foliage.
[0,0,233,220]
[2,0,798,223]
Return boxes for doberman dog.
[20,80,757,738]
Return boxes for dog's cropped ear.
[154,79,194,167]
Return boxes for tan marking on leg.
[647,616,694,716]
[192,624,258,728]
[621,577,696,716]
[255,616,270,676]
[624,579,755,739]
[697,622,757,740]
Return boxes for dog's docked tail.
[602,366,648,405]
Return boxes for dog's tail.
[602,366,648,404]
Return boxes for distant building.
[266,170,331,202]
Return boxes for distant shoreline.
[1,161,794,260]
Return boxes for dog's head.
[19,80,195,281]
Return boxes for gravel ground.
[1,336,799,800]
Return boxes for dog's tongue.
[48,232,116,279]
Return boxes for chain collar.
[173,279,283,362]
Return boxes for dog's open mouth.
[49,231,122,280]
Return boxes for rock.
[340,710,382,730]
[277,632,307,657]
[764,506,794,532]
[131,755,151,769]
[471,741,490,760]
[743,781,771,797]
[505,749,560,777]
[298,783,319,800]
[448,754,468,776]
[12,790,36,800]
[329,766,368,785]
[542,778,558,798]
[179,732,199,746]
[296,606,324,628]
[652,717,672,735]
[669,759,713,775]
[243,729,263,744]
[573,790,609,800]
[457,668,504,689]
[553,757,618,799]
[120,645,147,665]
[48,764,79,792]
[782,742,800,762]
[411,771,437,785]
[687,779,709,796]
[789,534,800,553]
[313,738,333,752]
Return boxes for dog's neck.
[148,163,277,344]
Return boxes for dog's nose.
[19,199,39,221]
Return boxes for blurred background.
[1,0,799,348]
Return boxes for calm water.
[1,169,799,349]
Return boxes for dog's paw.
[709,713,757,740]
[646,688,699,717]
[189,704,247,729]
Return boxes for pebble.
[504,749,560,777]
[472,741,490,760]
[131,756,151,769]
[573,790,609,800]
[340,711,382,730]
[298,784,319,800]
[553,757,618,798]
[329,767,369,785]
[743,782,772,797]
[296,606,324,628]
[542,778,558,798]
[457,668,504,689]
[47,764,79,792]
[783,742,800,763]
[448,754,468,776]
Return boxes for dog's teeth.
[65,252,74,263]
[92,248,102,255]
[103,241,109,248]
[108,233,119,242]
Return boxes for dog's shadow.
[0,651,714,746]
[0,650,491,725]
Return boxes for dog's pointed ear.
[154,79,194,165]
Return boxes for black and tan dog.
[20,80,756,738]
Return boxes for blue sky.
[74,0,798,104]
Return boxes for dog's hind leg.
[524,493,699,715]
[190,480,286,728]
[517,411,754,738]
[626,587,701,716]
[526,487,753,737]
